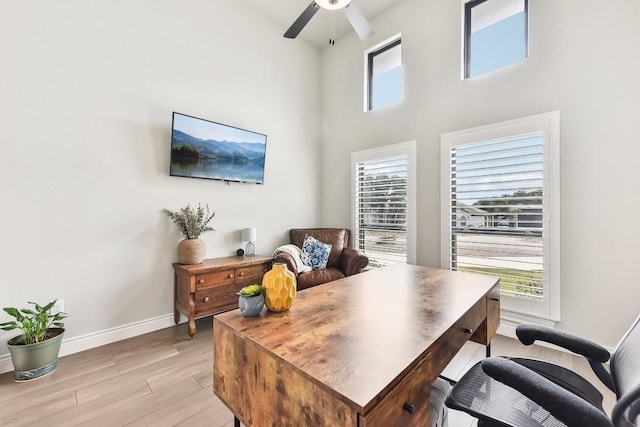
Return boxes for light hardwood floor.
[0,317,615,427]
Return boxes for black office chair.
[445,315,640,427]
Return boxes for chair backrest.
[610,315,640,426]
[289,228,349,268]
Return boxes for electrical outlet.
[51,299,65,315]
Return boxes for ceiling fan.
[284,0,375,44]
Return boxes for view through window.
[441,112,560,321]
[366,36,402,111]
[464,0,528,79]
[449,135,544,301]
[352,142,415,268]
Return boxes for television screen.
[170,112,267,184]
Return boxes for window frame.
[364,35,402,112]
[463,0,529,79]
[440,112,560,324]
[351,141,416,267]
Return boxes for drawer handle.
[228,273,234,279]
[490,297,500,302]
[239,272,244,277]
[198,279,205,284]
[203,296,210,302]
[403,402,415,414]
[463,327,474,335]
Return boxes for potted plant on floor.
[164,203,216,264]
[0,300,66,381]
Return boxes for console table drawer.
[236,264,269,282]
[195,285,237,316]
[195,269,235,290]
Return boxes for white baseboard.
[0,313,176,375]
[496,321,517,339]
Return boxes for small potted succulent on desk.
[0,300,67,381]
[237,284,265,317]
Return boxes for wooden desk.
[173,255,272,337]
[213,264,500,426]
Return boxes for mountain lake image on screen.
[170,112,267,184]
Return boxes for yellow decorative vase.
[262,263,296,312]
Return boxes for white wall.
[0,0,322,367]
[320,0,640,347]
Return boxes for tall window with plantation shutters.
[352,142,416,269]
[441,112,560,322]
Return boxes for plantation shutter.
[448,134,545,301]
[354,154,408,268]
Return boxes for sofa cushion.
[290,229,348,268]
[301,235,332,270]
[297,268,346,290]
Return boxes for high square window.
[366,36,402,111]
[464,0,528,79]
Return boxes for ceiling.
[241,0,402,48]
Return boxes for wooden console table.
[173,255,272,337]
[213,263,500,426]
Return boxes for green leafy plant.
[237,284,263,298]
[163,203,216,239]
[0,300,67,345]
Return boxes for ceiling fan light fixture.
[315,0,352,11]
[284,0,373,42]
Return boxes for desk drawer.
[470,284,500,346]
[359,358,433,426]
[195,269,235,290]
[486,285,500,343]
[360,300,486,427]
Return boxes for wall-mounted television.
[170,112,267,184]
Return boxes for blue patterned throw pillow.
[301,235,332,270]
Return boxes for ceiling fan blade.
[343,3,375,41]
[284,2,320,39]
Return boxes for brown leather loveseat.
[273,228,369,291]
